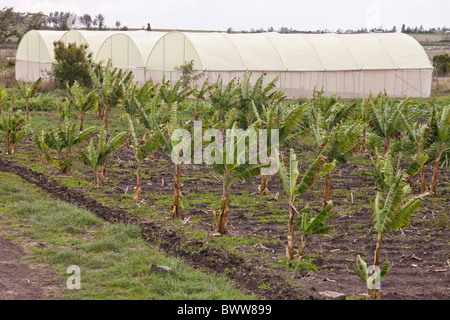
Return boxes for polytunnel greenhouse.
[16,30,433,98]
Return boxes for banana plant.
[425,104,449,197]
[192,79,209,121]
[296,201,338,262]
[371,146,427,193]
[278,148,332,260]
[354,255,389,301]
[0,90,7,111]
[34,129,48,164]
[312,122,361,207]
[237,72,285,129]
[159,79,192,112]
[154,102,191,219]
[79,130,127,187]
[89,61,133,130]
[127,111,162,203]
[66,80,97,131]
[209,77,239,123]
[210,121,271,235]
[44,117,96,174]
[367,94,413,154]
[356,159,428,300]
[0,109,29,155]
[17,77,42,119]
[252,100,310,195]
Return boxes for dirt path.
[0,236,61,300]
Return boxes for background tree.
[51,41,96,87]
[94,14,105,30]
[0,7,17,43]
[25,12,47,32]
[433,53,450,80]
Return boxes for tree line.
[0,7,126,43]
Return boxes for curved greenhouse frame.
[16,30,432,98]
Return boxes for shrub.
[50,41,99,88]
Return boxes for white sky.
[4,0,449,31]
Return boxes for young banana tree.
[236,72,285,129]
[0,90,7,111]
[192,79,209,121]
[312,122,361,207]
[34,129,48,164]
[367,94,413,154]
[0,109,29,155]
[79,130,127,187]
[159,79,192,112]
[278,148,332,260]
[127,112,162,203]
[252,100,311,195]
[209,77,239,123]
[371,146,427,193]
[66,80,97,131]
[356,158,428,300]
[89,62,133,130]
[296,201,338,263]
[44,117,96,174]
[17,77,42,119]
[425,105,449,196]
[154,102,192,219]
[210,121,272,235]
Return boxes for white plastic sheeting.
[15,30,432,98]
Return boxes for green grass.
[0,171,254,300]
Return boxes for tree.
[81,14,92,29]
[192,79,209,121]
[147,23,151,31]
[66,81,97,131]
[0,109,28,155]
[308,91,360,206]
[425,105,449,196]
[155,101,192,219]
[252,101,309,195]
[208,120,272,234]
[44,115,96,174]
[367,94,413,154]
[17,77,42,119]
[159,79,192,112]
[25,12,47,32]
[124,89,163,203]
[355,157,428,300]
[95,14,105,30]
[51,41,96,87]
[79,130,127,187]
[115,21,121,29]
[0,7,17,43]
[89,62,133,130]
[209,77,239,123]
[174,60,204,90]
[278,148,333,260]
[433,52,450,77]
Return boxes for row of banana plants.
[0,65,448,299]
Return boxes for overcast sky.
[4,0,449,31]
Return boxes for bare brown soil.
[0,236,62,300]
[0,142,448,300]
